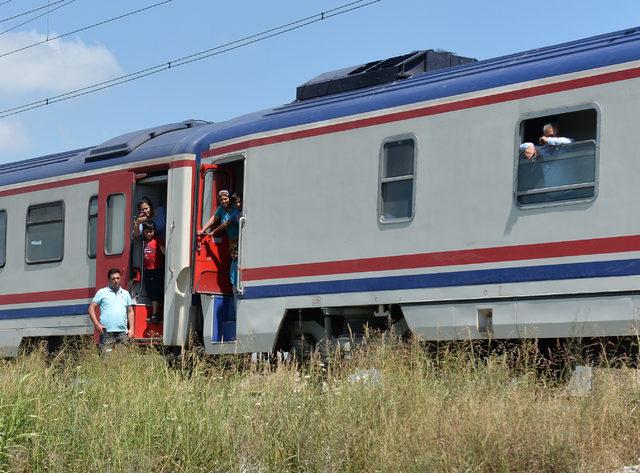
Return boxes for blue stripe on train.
[0,304,88,320]
[241,258,640,299]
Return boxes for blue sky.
[0,0,638,164]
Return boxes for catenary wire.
[0,0,381,119]
[0,0,65,23]
[0,0,172,59]
[0,0,75,36]
[0,0,16,7]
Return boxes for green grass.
[0,338,639,472]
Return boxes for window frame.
[377,133,418,224]
[201,153,246,229]
[104,193,126,256]
[24,201,65,265]
[0,210,6,268]
[514,103,601,209]
[201,169,215,229]
[87,195,98,259]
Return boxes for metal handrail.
[516,181,595,196]
[236,215,246,294]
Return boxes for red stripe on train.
[242,235,640,281]
[0,287,96,305]
[203,65,640,158]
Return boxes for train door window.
[201,170,214,228]
[25,202,64,264]
[87,196,98,259]
[200,163,239,228]
[105,193,126,255]
[0,210,6,267]
[379,136,416,223]
[516,107,598,206]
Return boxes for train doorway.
[129,171,169,341]
[194,159,244,295]
[195,157,244,344]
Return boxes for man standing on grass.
[88,268,134,353]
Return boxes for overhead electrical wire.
[0,0,382,119]
[0,0,173,59]
[0,0,65,24]
[0,0,17,7]
[0,0,76,36]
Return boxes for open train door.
[193,164,233,295]
[93,171,135,341]
[194,163,240,346]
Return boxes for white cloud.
[0,120,29,156]
[0,30,122,95]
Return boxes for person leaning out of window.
[198,190,240,244]
[520,123,574,161]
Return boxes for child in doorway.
[229,243,238,296]
[142,220,165,323]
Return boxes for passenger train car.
[1,27,640,356]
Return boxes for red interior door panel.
[193,165,232,294]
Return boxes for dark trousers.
[99,331,129,355]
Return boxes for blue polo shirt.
[92,286,132,332]
[214,206,240,240]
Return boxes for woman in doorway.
[133,196,167,240]
[198,190,239,243]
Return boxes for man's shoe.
[150,314,160,323]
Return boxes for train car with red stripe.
[1,27,640,356]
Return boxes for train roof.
[2,25,640,188]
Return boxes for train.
[1,26,640,356]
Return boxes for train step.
[133,305,163,339]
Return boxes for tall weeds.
[0,339,638,472]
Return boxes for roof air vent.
[85,119,202,162]
[0,148,89,176]
[296,50,476,101]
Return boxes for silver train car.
[2,27,640,356]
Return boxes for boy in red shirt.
[142,221,165,322]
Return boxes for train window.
[105,193,125,255]
[25,202,64,264]
[201,171,213,228]
[379,136,416,222]
[87,196,98,259]
[516,108,598,206]
[0,210,6,268]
